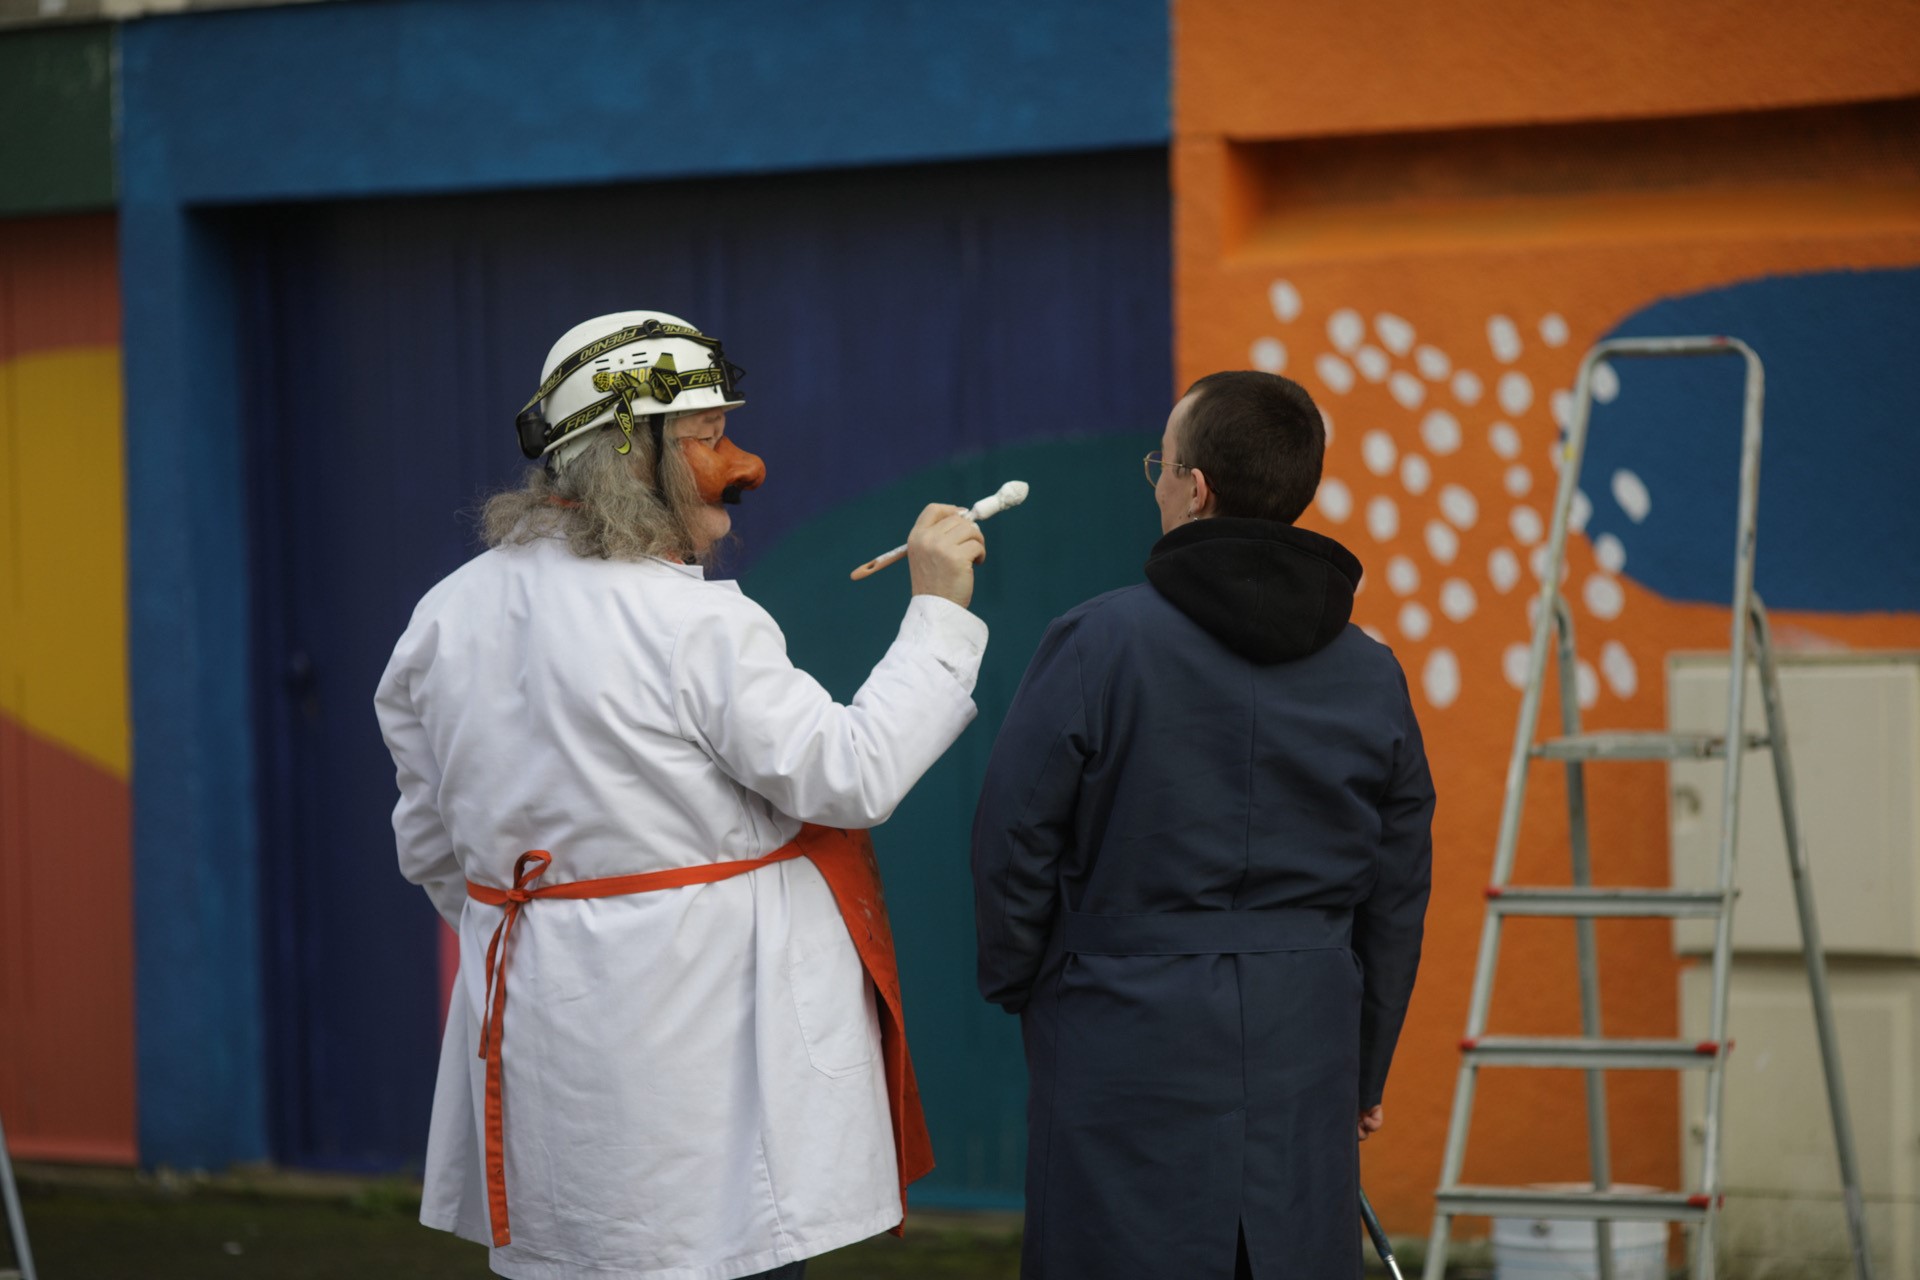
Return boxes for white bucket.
[1493,1186,1667,1280]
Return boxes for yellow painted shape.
[0,346,129,778]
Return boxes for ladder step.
[1532,731,1769,761]
[1485,886,1728,918]
[1435,1184,1718,1222]
[1461,1035,1731,1069]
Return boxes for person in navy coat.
[971,370,1435,1279]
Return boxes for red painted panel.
[0,711,137,1163]
[0,214,119,363]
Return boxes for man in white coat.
[375,311,988,1280]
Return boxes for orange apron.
[465,824,933,1249]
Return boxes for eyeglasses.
[1143,451,1193,488]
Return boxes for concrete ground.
[3,1163,1457,1279]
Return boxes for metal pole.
[1554,600,1614,1280]
[1689,338,1766,1280]
[1750,599,1875,1280]
[0,1110,38,1280]
[1361,1186,1406,1280]
[1423,346,1600,1280]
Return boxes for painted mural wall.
[1174,0,1920,1249]
[0,213,136,1163]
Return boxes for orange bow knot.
[511,850,553,890]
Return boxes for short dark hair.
[1177,370,1326,524]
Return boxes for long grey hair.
[481,418,715,564]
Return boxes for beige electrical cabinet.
[1668,654,1920,956]
[1679,962,1914,1279]
[1669,653,1920,1278]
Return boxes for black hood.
[1144,517,1363,664]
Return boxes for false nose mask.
[682,435,766,505]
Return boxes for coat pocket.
[787,920,877,1078]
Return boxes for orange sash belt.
[465,823,932,1248]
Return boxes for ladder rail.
[1554,600,1614,1280]
[1750,599,1875,1279]
[1694,337,1764,1279]
[0,1109,37,1280]
[1420,343,1605,1280]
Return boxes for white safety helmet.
[515,310,746,467]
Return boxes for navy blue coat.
[972,518,1434,1279]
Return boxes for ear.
[1188,468,1218,519]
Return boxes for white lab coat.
[374,536,987,1280]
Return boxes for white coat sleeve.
[671,591,988,829]
[375,645,466,929]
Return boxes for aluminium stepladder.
[0,1107,36,1280]
[1420,336,1874,1280]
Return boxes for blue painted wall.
[118,0,1168,204]
[117,0,1168,1170]
[1586,267,1920,613]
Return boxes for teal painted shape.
[741,433,1163,1207]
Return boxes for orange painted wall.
[0,214,137,1163]
[1173,1,1920,1237]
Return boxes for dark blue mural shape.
[1585,267,1920,613]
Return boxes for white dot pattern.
[1488,547,1521,593]
[1420,409,1462,456]
[1595,532,1626,573]
[1576,660,1600,710]
[1316,353,1355,394]
[1584,573,1624,620]
[1270,280,1302,322]
[1439,484,1478,529]
[1316,477,1353,522]
[1329,309,1365,353]
[1389,371,1426,410]
[1399,453,1431,495]
[1612,468,1651,523]
[1601,640,1638,697]
[1366,495,1400,541]
[1439,578,1477,622]
[1283,294,1645,710]
[1502,643,1532,689]
[1592,360,1620,404]
[1374,313,1415,356]
[1489,421,1521,459]
[1354,345,1390,383]
[1387,555,1420,595]
[1423,647,1461,708]
[1362,430,1397,476]
[1498,370,1534,415]
[1551,388,1573,429]
[1488,315,1523,364]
